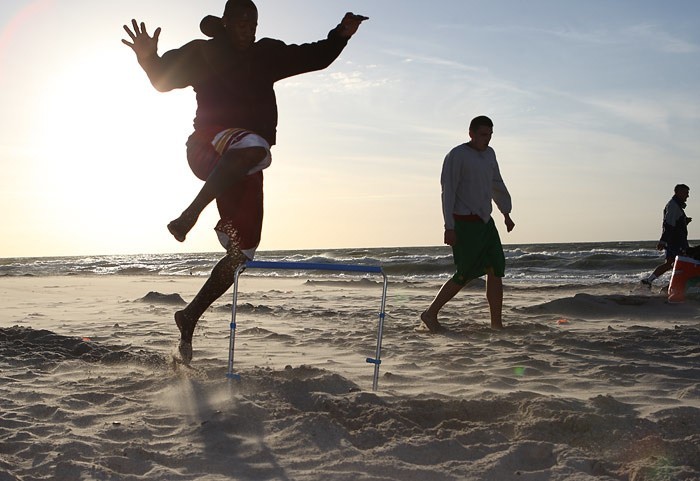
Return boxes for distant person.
[122,0,367,362]
[641,184,692,288]
[420,116,515,333]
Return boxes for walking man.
[421,116,515,332]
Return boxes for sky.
[1,0,699,258]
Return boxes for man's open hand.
[122,19,161,61]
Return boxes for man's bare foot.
[167,212,198,242]
[177,340,193,364]
[175,310,196,363]
[420,311,441,333]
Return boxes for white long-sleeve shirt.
[441,143,512,230]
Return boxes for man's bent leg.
[168,147,267,242]
[652,258,675,279]
[486,269,504,329]
[421,279,464,333]
[175,248,247,363]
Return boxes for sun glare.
[25,43,197,254]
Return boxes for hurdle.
[227,260,388,391]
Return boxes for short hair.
[224,0,258,19]
[675,184,690,193]
[469,116,493,133]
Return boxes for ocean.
[1,240,695,286]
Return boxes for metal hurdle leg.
[365,272,388,391]
[226,264,246,380]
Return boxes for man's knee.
[223,147,267,171]
[451,271,470,286]
[224,243,248,265]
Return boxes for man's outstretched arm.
[270,12,368,81]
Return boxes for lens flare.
[0,0,54,71]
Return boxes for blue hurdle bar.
[227,260,388,391]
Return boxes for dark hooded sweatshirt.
[138,26,349,145]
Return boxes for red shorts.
[186,128,271,257]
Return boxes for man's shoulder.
[160,39,209,64]
[446,143,496,157]
[255,37,286,49]
[446,143,468,155]
[184,38,210,49]
[166,38,208,54]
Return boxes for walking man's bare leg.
[420,279,464,333]
[486,269,504,329]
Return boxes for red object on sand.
[668,255,700,303]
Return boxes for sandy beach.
[1,272,699,481]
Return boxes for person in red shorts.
[123,0,367,362]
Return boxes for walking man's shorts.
[451,217,506,285]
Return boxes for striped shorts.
[186,128,272,259]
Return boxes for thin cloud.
[329,71,390,91]
[548,87,700,132]
[473,21,698,54]
[622,23,698,54]
[543,23,697,54]
[382,48,534,101]
[383,48,486,74]
[278,67,392,93]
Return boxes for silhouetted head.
[223,0,258,50]
[469,116,493,133]
[675,184,690,201]
[468,116,494,152]
[200,0,258,50]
